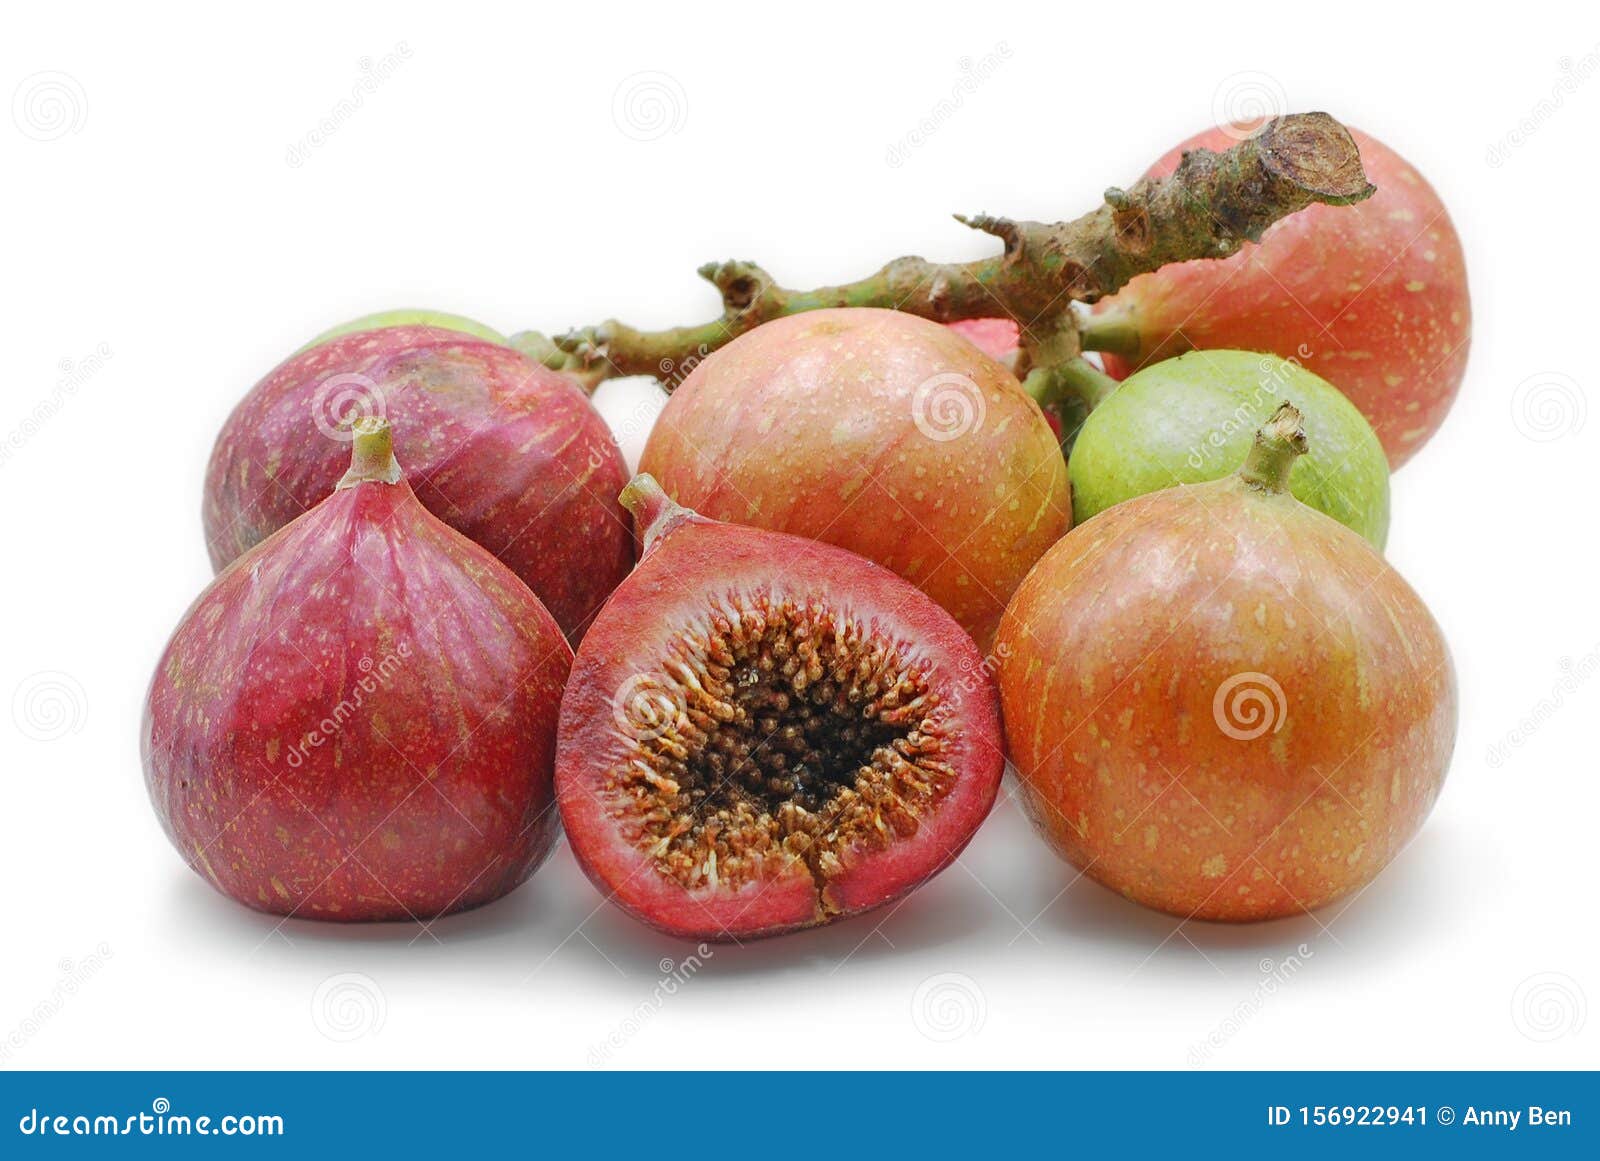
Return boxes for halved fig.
[555,475,1005,941]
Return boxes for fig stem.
[336,417,404,489]
[1075,307,1142,358]
[1023,356,1120,412]
[1237,402,1309,494]
[619,473,696,555]
[546,113,1374,388]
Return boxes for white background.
[2,0,1595,1070]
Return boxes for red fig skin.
[639,309,1070,650]
[555,476,1005,941]
[1093,126,1470,468]
[204,325,632,642]
[147,422,573,921]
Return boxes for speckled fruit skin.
[996,472,1456,921]
[945,318,1021,365]
[204,325,632,642]
[556,488,1005,941]
[1095,126,1470,468]
[145,436,573,921]
[1070,350,1391,547]
[638,308,1070,649]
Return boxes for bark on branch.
[543,113,1373,385]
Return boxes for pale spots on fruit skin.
[1095,127,1469,468]
[145,472,573,922]
[996,470,1456,922]
[204,328,631,644]
[638,309,1070,648]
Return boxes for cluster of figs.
[144,123,1465,938]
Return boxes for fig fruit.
[638,308,1070,648]
[1069,349,1391,548]
[146,419,573,921]
[997,404,1455,921]
[205,324,632,642]
[555,475,1005,940]
[945,318,1022,368]
[1090,125,1470,468]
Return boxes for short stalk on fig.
[337,418,404,489]
[1237,403,1309,493]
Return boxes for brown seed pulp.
[607,597,960,901]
